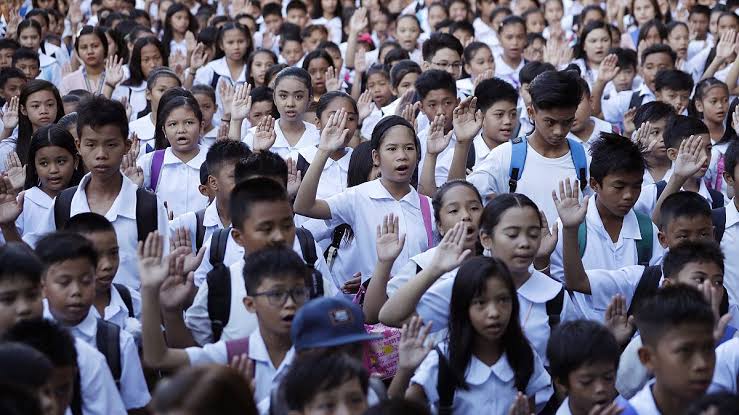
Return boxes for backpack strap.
[53,187,77,230]
[466,141,476,171]
[207,227,232,342]
[295,154,310,180]
[545,288,565,328]
[135,188,158,242]
[95,318,122,387]
[712,207,727,243]
[70,370,83,415]
[194,208,207,252]
[708,188,726,209]
[655,180,667,201]
[210,72,222,90]
[113,283,135,318]
[634,212,654,267]
[435,346,455,415]
[296,227,324,298]
[566,138,588,191]
[628,90,644,110]
[419,194,435,248]
[508,136,527,193]
[149,149,165,192]
[577,222,588,258]
[627,265,662,316]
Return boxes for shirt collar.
[518,270,563,302]
[163,146,206,168]
[248,327,296,368]
[212,57,247,83]
[24,186,54,207]
[44,300,97,342]
[585,198,641,240]
[365,179,420,209]
[637,82,655,99]
[204,198,223,227]
[73,173,138,220]
[726,199,739,228]
[465,352,514,385]
[272,121,319,149]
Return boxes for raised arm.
[418,114,452,197]
[447,97,482,182]
[553,178,592,294]
[702,31,736,81]
[229,84,252,141]
[363,214,406,324]
[591,54,620,118]
[652,135,707,224]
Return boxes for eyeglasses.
[251,287,308,306]
[430,61,463,70]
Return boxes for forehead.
[643,52,673,65]
[323,97,355,113]
[397,18,419,29]
[665,215,713,232]
[251,100,274,111]
[0,276,39,292]
[242,199,293,222]
[152,76,180,88]
[534,106,578,119]
[380,125,416,145]
[79,124,126,141]
[46,258,96,276]
[486,100,517,113]
[82,230,118,246]
[497,206,540,226]
[27,90,55,101]
[276,77,309,92]
[440,185,480,205]
[675,260,723,277]
[308,58,330,68]
[585,28,610,39]
[423,89,456,101]
[254,273,305,290]
[432,48,461,61]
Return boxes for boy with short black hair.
[285,0,309,28]
[35,232,149,411]
[712,139,739,306]
[0,67,26,106]
[610,47,638,93]
[568,77,616,152]
[13,47,41,81]
[654,69,694,114]
[0,341,57,415]
[632,101,675,185]
[517,61,556,135]
[0,38,20,69]
[421,33,464,81]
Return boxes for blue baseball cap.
[291,297,382,351]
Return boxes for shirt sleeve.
[185,340,228,365]
[194,235,214,287]
[386,258,420,298]
[185,281,214,346]
[416,277,454,333]
[324,187,357,224]
[587,265,645,312]
[709,338,739,394]
[527,351,554,413]
[193,65,214,87]
[118,331,151,409]
[601,90,630,124]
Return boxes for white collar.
[364,179,420,209]
[726,199,739,228]
[162,146,206,168]
[210,57,247,83]
[630,380,661,415]
[273,120,319,149]
[203,198,223,227]
[24,186,54,207]
[438,342,513,385]
[44,300,97,342]
[297,146,352,171]
[248,327,296,368]
[586,197,642,240]
[517,270,563,303]
[73,173,138,220]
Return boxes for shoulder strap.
[296,154,310,180]
[149,149,165,192]
[713,154,725,191]
[209,227,230,267]
[210,72,222,89]
[194,208,207,251]
[566,138,588,191]
[627,265,662,316]
[225,336,250,365]
[95,318,122,387]
[113,283,135,319]
[53,187,77,230]
[466,142,476,171]
[655,180,667,201]
[70,370,83,415]
[207,228,232,342]
[712,207,727,243]
[419,194,435,248]
[435,346,455,415]
[628,91,644,110]
[296,227,324,298]
[508,136,527,193]
[135,188,158,242]
[634,212,654,267]
[708,188,725,209]
[577,222,588,258]
[545,288,565,328]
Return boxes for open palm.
[5,152,25,191]
[552,178,589,228]
[376,214,406,263]
[318,108,350,152]
[426,115,451,155]
[231,84,252,121]
[398,316,432,371]
[429,222,471,274]
[673,135,708,178]
[0,177,22,224]
[453,97,483,143]
[253,116,277,151]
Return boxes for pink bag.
[354,284,401,379]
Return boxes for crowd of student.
[1,0,739,414]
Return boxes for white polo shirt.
[194,57,248,123]
[710,337,739,394]
[66,338,128,415]
[128,114,156,160]
[16,186,53,240]
[169,198,226,253]
[91,284,142,330]
[243,120,320,161]
[587,265,652,313]
[628,380,662,415]
[297,146,352,199]
[601,83,656,125]
[720,199,739,305]
[112,82,148,122]
[633,169,728,216]
[418,127,458,188]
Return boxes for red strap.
[419,194,435,248]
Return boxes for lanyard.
[82,67,106,95]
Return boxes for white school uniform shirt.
[550,200,664,320]
[194,57,247,123]
[709,337,739,394]
[587,265,655,315]
[63,338,127,415]
[169,197,225,253]
[566,117,615,153]
[169,38,188,57]
[185,327,295,405]
[301,217,362,286]
[38,53,62,87]
[25,173,170,290]
[312,16,342,45]
[572,58,599,90]
[456,77,474,97]
[467,139,592,225]
[601,83,656,125]
[138,146,209,218]
[720,200,739,306]
[44,305,150,410]
[473,18,500,55]
[628,380,662,415]
[297,146,352,199]
[411,342,553,415]
[91,284,142,329]
[128,114,156,160]
[243,120,320,161]
[705,141,732,198]
[15,186,53,239]
[633,168,728,216]
[418,127,457,187]
[687,36,713,62]
[201,126,218,150]
[471,133,496,168]
[494,53,524,89]
[386,247,457,299]
[324,179,436,281]
[112,82,148,122]
[686,47,712,84]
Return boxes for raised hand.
[121,153,144,188]
[169,227,206,275]
[696,280,733,343]
[230,354,256,394]
[159,254,196,312]
[342,272,362,294]
[473,69,494,89]
[184,31,197,55]
[426,114,452,155]
[597,54,620,83]
[219,82,235,117]
[398,316,432,372]
[2,96,19,131]
[672,135,708,178]
[401,102,420,132]
[104,55,125,88]
[376,213,406,264]
[587,402,624,415]
[508,392,532,415]
[349,6,368,34]
[552,178,590,228]
[394,90,415,116]
[318,107,351,152]
[354,50,368,74]
[536,211,558,260]
[452,96,483,143]
[286,157,302,197]
[604,294,636,347]
[357,90,373,123]
[428,222,472,274]
[252,115,277,151]
[5,152,25,191]
[137,231,170,289]
[120,95,132,120]
[231,83,253,121]
[622,107,637,137]
[716,30,736,61]
[0,176,22,224]
[127,132,140,160]
[325,66,341,92]
[189,43,208,71]
[631,120,652,146]
[169,51,187,78]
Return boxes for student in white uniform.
[494,16,527,89]
[129,68,182,159]
[112,37,166,122]
[16,20,62,86]
[161,3,198,60]
[191,85,219,150]
[714,141,739,306]
[310,0,343,45]
[456,42,495,97]
[567,78,616,153]
[393,256,553,414]
[243,68,320,160]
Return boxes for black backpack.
[206,227,324,341]
[193,208,207,252]
[96,318,123,387]
[53,186,158,241]
[113,283,135,318]
[712,206,727,243]
[628,91,645,110]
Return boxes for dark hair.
[154,89,201,150]
[301,49,334,73]
[629,0,662,25]
[635,285,714,346]
[462,41,491,65]
[235,152,288,186]
[383,48,410,67]
[658,191,712,230]
[146,67,181,92]
[274,67,313,97]
[286,0,308,14]
[589,132,646,183]
[246,48,277,86]
[25,9,49,27]
[546,320,620,383]
[448,257,533,391]
[74,25,109,58]
[490,6,512,22]
[689,4,711,18]
[366,63,390,86]
[191,84,216,106]
[196,25,219,51]
[265,64,289,86]
[243,246,308,294]
[611,47,638,70]
[301,24,328,40]
[262,2,282,18]
[421,32,463,62]
[633,101,675,128]
[0,342,53,389]
[0,38,19,52]
[654,69,693,92]
[498,15,526,33]
[519,61,556,85]
[16,19,42,42]
[250,86,279,117]
[17,80,64,165]
[685,392,739,415]
[12,47,40,67]
[415,69,456,100]
[574,21,611,61]
[123,37,166,87]
[230,177,289,231]
[362,398,430,415]
[717,97,739,145]
[480,193,542,236]
[724,139,739,179]
[205,140,251,176]
[637,19,667,45]
[215,22,253,62]
[285,352,368,411]
[24,124,83,190]
[666,20,689,38]
[475,77,518,113]
[0,243,42,284]
[432,180,483,227]
[663,114,708,149]
[311,0,342,19]
[0,67,26,89]
[641,43,676,66]
[369,115,419,153]
[450,20,475,38]
[76,95,128,142]
[529,70,583,110]
[663,240,724,279]
[63,212,116,235]
[2,318,77,368]
[339,141,377,244]
[389,60,422,90]
[0,382,43,415]
[316,91,357,120]
[161,3,199,59]
[35,232,98,269]
[693,78,729,118]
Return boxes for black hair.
[637,19,667,45]
[74,25,109,59]
[490,6,512,22]
[196,25,218,51]
[415,69,456,100]
[0,38,19,52]
[579,4,607,25]
[265,64,288,87]
[35,232,98,269]
[529,70,583,110]
[301,49,334,74]
[366,63,390,86]
[311,0,342,19]
[589,132,647,183]
[230,177,289,232]
[574,21,611,61]
[431,180,483,228]
[724,139,739,179]
[214,22,253,62]
[383,48,410,67]
[422,32,464,63]
[76,95,128,143]
[546,320,620,383]
[526,32,546,48]
[24,124,83,190]
[448,257,533,391]
[17,80,64,165]
[685,392,739,415]
[301,24,328,40]
[0,67,26,89]
[635,284,714,346]
[658,191,712,230]
[689,4,711,19]
[0,243,42,284]
[717,98,739,145]
[654,69,693,92]
[463,42,491,66]
[262,2,282,18]
[633,101,675,128]
[338,141,377,245]
[205,140,252,177]
[235,152,288,187]
[161,3,199,60]
[3,318,77,368]
[498,15,526,33]
[666,20,689,38]
[362,398,430,415]
[0,342,53,389]
[0,382,43,415]
[389,60,422,90]
[519,61,556,85]
[663,114,708,149]
[286,0,308,14]
[243,245,308,294]
[369,115,419,154]
[250,86,279,116]
[123,37,166,87]
[475,77,518,113]
[191,84,216,108]
[662,240,724,279]
[284,352,368,411]
[450,20,475,37]
[246,48,278,86]
[315,91,357,121]
[274,67,313,97]
[62,89,92,106]
[480,193,543,236]
[154,90,202,149]
[24,9,49,27]
[611,47,638,70]
[63,212,116,235]
[57,112,78,131]
[641,43,677,66]
[16,19,42,44]
[280,24,302,44]
[12,47,40,68]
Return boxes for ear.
[243,295,256,313]
[479,230,494,251]
[666,147,678,161]
[526,104,535,121]
[314,115,321,129]
[198,184,210,197]
[553,376,569,396]
[695,99,704,112]
[421,61,430,71]
[723,170,735,188]
[589,176,600,192]
[145,89,152,101]
[371,149,380,168]
[657,230,668,248]
[75,138,82,152]
[230,228,245,248]
[20,104,27,117]
[207,174,218,192]
[637,345,656,373]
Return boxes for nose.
[270,229,286,244]
[460,208,472,221]
[16,297,33,317]
[485,302,501,318]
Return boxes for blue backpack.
[508,136,588,193]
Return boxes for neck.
[149,111,156,126]
[481,132,501,150]
[41,185,64,199]
[85,64,104,75]
[173,31,185,41]
[502,54,521,68]
[595,197,625,242]
[528,130,569,158]
[216,198,231,226]
[587,59,601,71]
[226,58,243,72]
[259,324,292,368]
[705,119,724,140]
[379,177,411,200]
[278,118,305,145]
[652,382,691,415]
[471,335,502,366]
[510,268,531,289]
[572,119,595,143]
[647,157,671,181]
[88,170,123,197]
[172,146,200,163]
[50,308,86,327]
[93,289,111,316]
[330,147,346,161]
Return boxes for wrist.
[105,82,116,88]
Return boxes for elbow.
[378,304,401,328]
